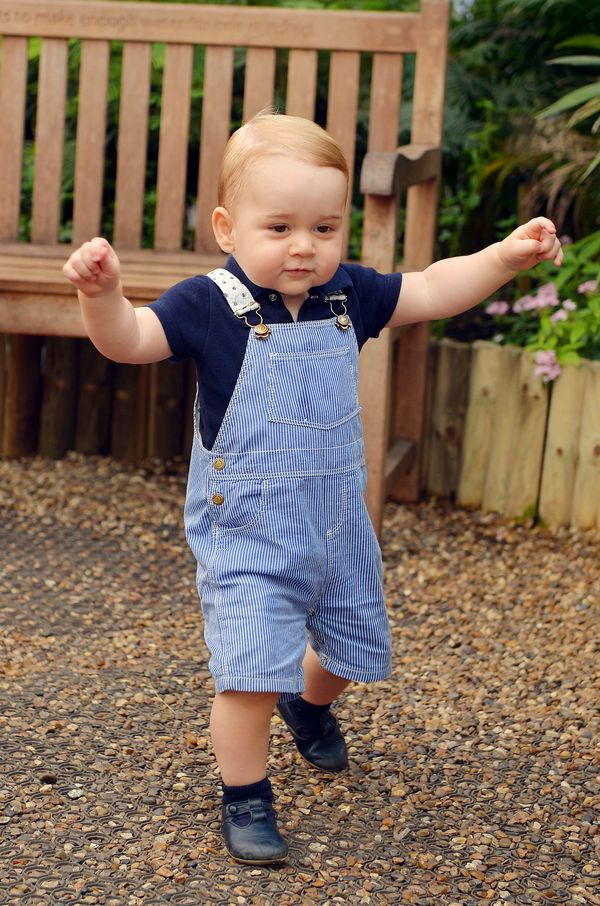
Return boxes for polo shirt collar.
[224,256,352,300]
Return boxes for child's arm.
[387,217,563,329]
[63,237,173,364]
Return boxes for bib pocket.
[207,478,269,533]
[267,346,360,430]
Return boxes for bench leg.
[359,329,394,537]
[2,335,43,457]
[389,320,430,503]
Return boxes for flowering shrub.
[482,232,600,382]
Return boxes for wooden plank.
[359,330,394,536]
[360,165,399,532]
[0,1,421,54]
[0,36,28,240]
[2,336,43,456]
[420,337,439,493]
[402,0,449,271]
[154,43,193,251]
[286,49,317,119]
[481,345,522,515]
[72,39,110,242]
[570,360,600,530]
[114,42,152,249]
[457,341,505,509]
[243,47,275,122]
[367,53,402,153]
[38,337,78,456]
[385,438,415,494]
[425,338,471,498]
[327,51,360,257]
[146,361,186,460]
[196,45,234,253]
[0,336,6,451]
[31,38,68,243]
[111,364,149,460]
[503,350,549,520]
[74,341,114,454]
[538,363,586,529]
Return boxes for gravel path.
[1,455,598,905]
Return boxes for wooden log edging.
[425,339,599,531]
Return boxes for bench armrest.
[360,144,441,197]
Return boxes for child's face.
[216,155,348,306]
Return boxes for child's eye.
[270,224,288,233]
[315,225,335,234]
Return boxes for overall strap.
[206,268,260,317]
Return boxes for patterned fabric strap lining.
[206,269,260,317]
[207,268,349,322]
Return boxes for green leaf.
[557,35,600,52]
[580,150,600,182]
[538,83,600,119]
[558,350,582,365]
[549,55,600,67]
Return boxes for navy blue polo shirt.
[148,256,402,450]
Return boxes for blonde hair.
[218,112,349,209]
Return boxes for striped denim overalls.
[184,271,392,699]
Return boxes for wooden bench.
[0,0,450,535]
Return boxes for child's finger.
[88,238,120,276]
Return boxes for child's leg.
[301,643,350,705]
[277,645,350,773]
[212,690,288,864]
[210,690,278,785]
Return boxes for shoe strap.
[225,797,269,821]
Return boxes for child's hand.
[498,217,563,273]
[63,237,121,298]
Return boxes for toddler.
[63,112,562,865]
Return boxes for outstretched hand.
[62,237,121,298]
[498,217,563,273]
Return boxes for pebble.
[0,455,598,904]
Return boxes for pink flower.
[577,279,598,294]
[513,295,534,313]
[534,349,561,383]
[486,300,509,316]
[537,283,560,307]
[551,309,568,324]
[563,299,577,311]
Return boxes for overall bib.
[184,271,392,699]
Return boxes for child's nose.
[290,231,314,255]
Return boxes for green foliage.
[473,234,600,380]
[538,36,600,183]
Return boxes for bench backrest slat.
[154,43,194,251]
[286,49,318,120]
[31,39,69,243]
[0,36,28,241]
[114,42,152,249]
[73,39,110,243]
[368,53,403,153]
[0,1,420,53]
[326,50,361,255]
[242,48,276,122]
[195,45,235,254]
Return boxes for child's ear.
[212,206,235,253]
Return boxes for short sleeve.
[342,263,402,343]
[147,276,211,363]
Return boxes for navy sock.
[293,697,331,716]
[221,776,273,806]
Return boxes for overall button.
[213,458,225,471]
[212,493,224,506]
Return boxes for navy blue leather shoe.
[222,797,288,865]
[277,701,348,773]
